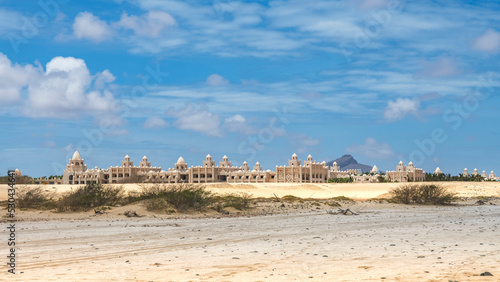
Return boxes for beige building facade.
[63,151,429,185]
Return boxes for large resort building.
[62,151,434,185]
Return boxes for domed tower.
[397,161,406,172]
[253,162,262,171]
[371,165,379,174]
[67,151,87,172]
[330,161,340,172]
[219,155,232,168]
[122,155,133,167]
[463,168,469,177]
[174,157,188,171]
[434,167,443,175]
[288,153,301,166]
[203,154,215,168]
[242,161,250,171]
[140,156,151,168]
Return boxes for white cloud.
[206,74,229,86]
[116,11,176,37]
[73,12,112,42]
[94,69,116,89]
[223,114,257,134]
[0,53,36,104]
[166,104,223,137]
[346,138,395,159]
[473,29,500,53]
[384,97,420,121]
[144,116,169,129]
[18,56,118,119]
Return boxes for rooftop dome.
[333,161,337,165]
[177,157,185,164]
[223,155,228,159]
[72,151,81,160]
[125,155,130,159]
[399,161,404,165]
[143,156,147,159]
[434,167,443,174]
[292,153,297,158]
[206,154,211,158]
[372,165,378,171]
[256,162,260,165]
[408,161,413,166]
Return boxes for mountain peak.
[326,155,371,173]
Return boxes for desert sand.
[1,182,499,281]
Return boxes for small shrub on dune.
[57,183,124,212]
[141,184,212,212]
[390,184,456,205]
[17,185,56,209]
[281,195,302,202]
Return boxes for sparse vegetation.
[331,196,354,202]
[389,184,457,205]
[281,195,302,202]
[57,183,124,212]
[328,177,354,183]
[16,185,56,209]
[140,184,212,212]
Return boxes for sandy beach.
[1,182,499,281]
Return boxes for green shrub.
[331,196,353,202]
[16,185,56,209]
[390,184,456,205]
[141,184,212,212]
[143,198,169,212]
[281,195,302,202]
[57,183,124,212]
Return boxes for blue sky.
[1,0,499,177]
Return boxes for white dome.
[223,155,228,159]
[434,167,443,174]
[15,168,19,172]
[206,154,211,158]
[399,161,404,165]
[333,161,337,165]
[408,161,413,166]
[177,157,185,164]
[125,155,130,159]
[143,156,147,160]
[292,153,297,158]
[243,161,247,164]
[72,151,81,160]
[256,162,260,165]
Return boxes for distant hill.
[325,154,372,173]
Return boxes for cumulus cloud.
[384,97,420,121]
[22,56,117,119]
[166,104,223,137]
[473,29,500,53]
[116,11,176,37]
[94,69,116,89]
[223,114,257,134]
[206,74,229,86]
[73,12,112,42]
[346,138,395,159]
[143,116,169,129]
[0,53,36,104]
[0,53,119,120]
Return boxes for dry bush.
[281,195,302,202]
[390,184,456,205]
[57,183,124,212]
[16,185,56,209]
